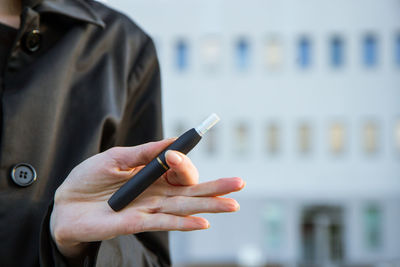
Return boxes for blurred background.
[105,0,400,266]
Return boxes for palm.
[50,140,244,258]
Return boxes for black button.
[23,29,41,53]
[11,163,37,187]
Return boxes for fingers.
[114,177,244,235]
[159,196,239,216]
[156,177,244,215]
[116,212,209,235]
[140,214,209,232]
[105,142,199,187]
[107,138,175,170]
[164,150,199,186]
[119,196,237,234]
[168,177,245,197]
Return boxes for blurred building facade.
[106,0,400,266]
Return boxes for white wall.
[105,0,400,264]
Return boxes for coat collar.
[24,0,105,28]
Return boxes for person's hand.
[50,139,244,259]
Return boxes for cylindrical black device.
[108,114,220,211]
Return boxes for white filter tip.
[195,113,220,136]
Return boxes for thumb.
[106,138,176,170]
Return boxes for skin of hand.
[50,139,245,258]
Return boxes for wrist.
[50,205,88,259]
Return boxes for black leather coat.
[0,0,170,266]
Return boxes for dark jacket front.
[0,0,170,266]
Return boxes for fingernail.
[166,150,182,165]
[236,178,245,188]
[225,199,240,212]
[203,220,210,229]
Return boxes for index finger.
[107,138,176,170]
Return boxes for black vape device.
[108,114,220,211]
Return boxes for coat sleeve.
[39,37,170,267]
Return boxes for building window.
[264,37,283,69]
[298,123,312,154]
[363,121,378,155]
[363,204,382,251]
[262,203,284,250]
[363,34,378,67]
[265,123,280,155]
[396,34,400,67]
[301,206,344,262]
[234,123,249,155]
[201,36,221,72]
[176,39,188,71]
[236,38,250,70]
[298,36,312,68]
[330,36,344,67]
[395,119,400,153]
[329,123,345,155]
